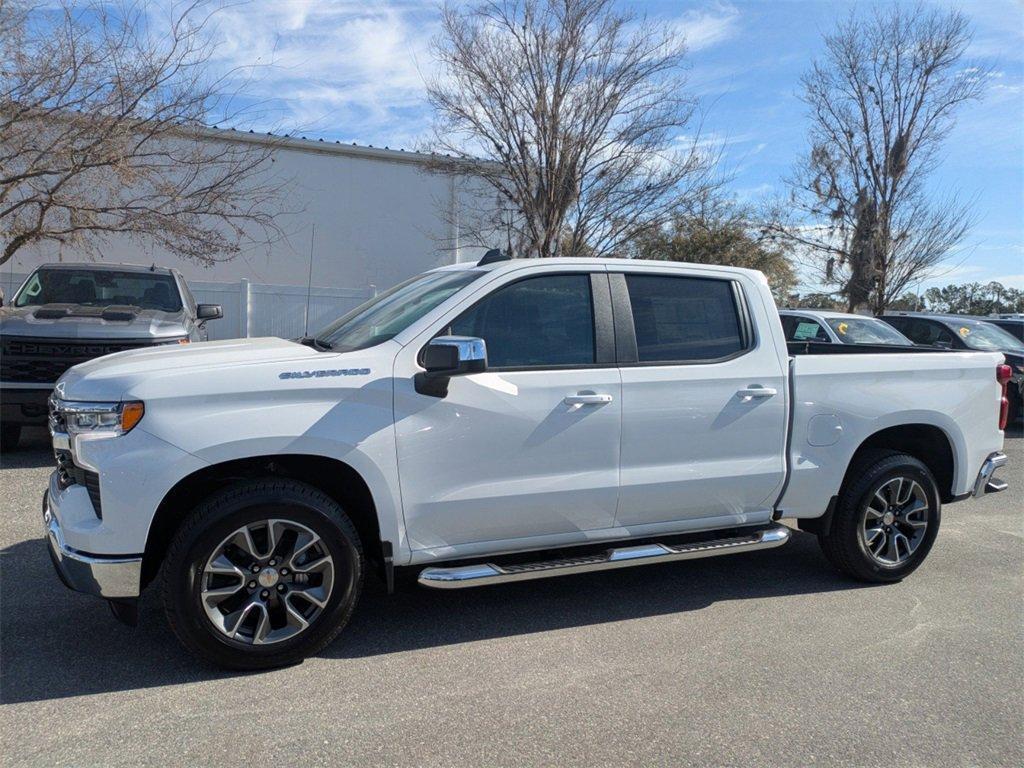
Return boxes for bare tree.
[765,4,986,313]
[425,0,717,259]
[0,0,283,268]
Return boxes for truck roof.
[32,262,175,276]
[779,309,876,320]
[884,311,1013,325]
[432,257,767,280]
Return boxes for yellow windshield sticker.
[836,322,849,335]
[959,326,971,337]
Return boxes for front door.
[613,270,788,528]
[394,271,622,556]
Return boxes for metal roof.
[197,125,489,168]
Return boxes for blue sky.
[203,0,1023,291]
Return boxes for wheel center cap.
[882,511,895,526]
[257,567,280,588]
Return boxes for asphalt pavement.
[1,425,1021,767]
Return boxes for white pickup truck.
[43,255,1011,669]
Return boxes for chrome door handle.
[564,393,613,405]
[737,386,777,400]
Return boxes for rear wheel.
[818,451,940,583]
[1,424,21,452]
[162,479,363,669]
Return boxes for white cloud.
[192,0,742,147]
[667,2,741,52]
[199,0,439,145]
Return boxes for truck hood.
[53,336,385,402]
[0,304,187,340]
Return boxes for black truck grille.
[1,337,157,384]
[55,449,102,518]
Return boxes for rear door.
[612,268,787,528]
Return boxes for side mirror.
[196,303,223,321]
[415,336,487,397]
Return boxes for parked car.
[779,309,914,346]
[882,312,1024,422]
[43,256,1009,669]
[0,263,222,450]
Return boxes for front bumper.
[972,452,1008,498]
[43,491,142,598]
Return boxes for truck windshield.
[13,268,183,312]
[825,317,912,346]
[317,269,485,352]
[943,319,1024,353]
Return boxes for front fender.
[185,434,404,558]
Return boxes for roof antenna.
[303,225,315,337]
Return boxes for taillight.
[997,363,1012,430]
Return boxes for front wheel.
[162,479,364,669]
[818,451,941,583]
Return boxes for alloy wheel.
[860,476,930,566]
[200,519,335,645]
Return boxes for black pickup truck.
[0,262,222,450]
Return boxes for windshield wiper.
[297,335,333,351]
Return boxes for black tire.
[162,479,364,670]
[1,424,21,452]
[818,451,941,583]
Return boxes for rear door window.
[624,275,746,363]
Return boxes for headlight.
[156,338,190,346]
[61,401,145,437]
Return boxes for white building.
[1,130,491,340]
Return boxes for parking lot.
[1,426,1021,767]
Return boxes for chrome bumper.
[43,491,142,598]
[972,452,1008,498]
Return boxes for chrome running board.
[418,525,791,589]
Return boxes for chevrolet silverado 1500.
[43,255,1011,669]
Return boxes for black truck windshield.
[14,269,183,312]
[944,319,1024,353]
[825,317,912,346]
[317,269,485,352]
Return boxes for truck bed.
[778,349,1006,519]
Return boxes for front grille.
[54,448,102,519]
[1,336,158,383]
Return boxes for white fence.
[1,271,374,341]
[190,279,374,341]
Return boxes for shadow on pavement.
[0,526,869,705]
[0,428,53,469]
